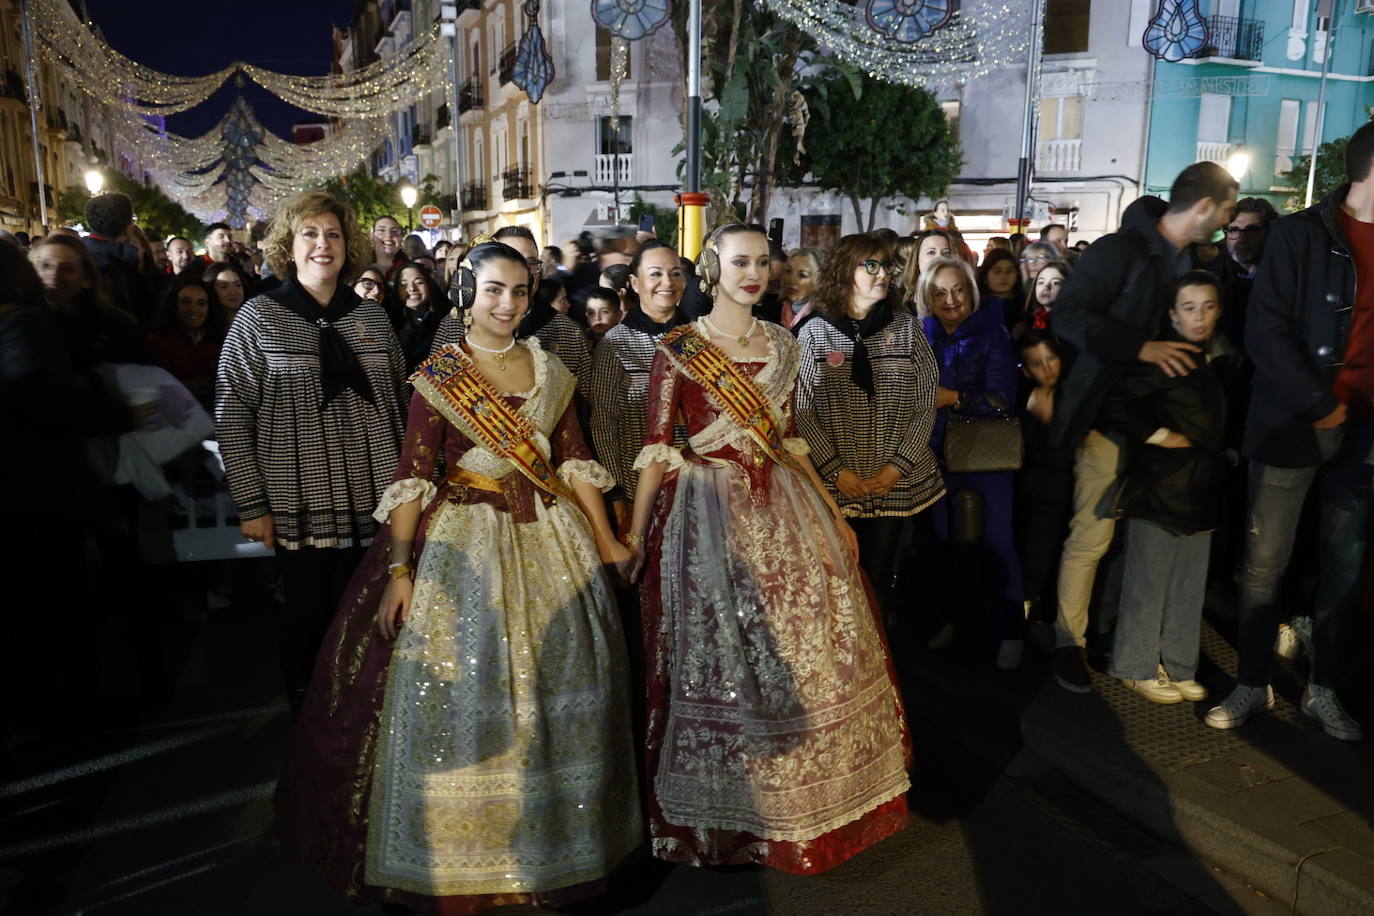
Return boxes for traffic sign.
[418,205,443,228]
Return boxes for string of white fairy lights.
[761,0,1032,93]
[29,0,449,219]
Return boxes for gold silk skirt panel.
[365,497,642,895]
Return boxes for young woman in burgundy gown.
[625,224,911,874]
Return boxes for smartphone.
[638,213,655,233]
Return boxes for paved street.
[0,566,1294,916]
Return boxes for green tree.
[1280,137,1349,212]
[793,71,962,231]
[628,195,679,250]
[317,168,446,231]
[57,170,205,241]
[672,2,818,226]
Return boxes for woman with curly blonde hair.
[215,190,407,711]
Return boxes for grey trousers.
[1108,518,1211,682]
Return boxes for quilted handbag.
[943,393,1023,473]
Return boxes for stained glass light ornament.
[592,0,671,41]
[514,25,556,103]
[1142,0,1208,63]
[865,0,954,44]
[763,0,1029,93]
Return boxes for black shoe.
[1053,646,1093,694]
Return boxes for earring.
[462,310,474,329]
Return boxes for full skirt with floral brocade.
[276,495,642,914]
[640,458,911,874]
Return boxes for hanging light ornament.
[761,0,1030,93]
[592,0,672,40]
[1141,0,1208,62]
[865,0,955,44]
[513,0,556,103]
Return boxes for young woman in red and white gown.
[625,224,911,874]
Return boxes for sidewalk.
[1021,621,1374,916]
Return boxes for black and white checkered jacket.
[794,309,945,518]
[214,285,407,549]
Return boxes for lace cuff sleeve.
[633,443,686,472]
[783,437,811,456]
[372,477,438,524]
[559,459,616,492]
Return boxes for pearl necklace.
[466,336,517,370]
[701,315,758,347]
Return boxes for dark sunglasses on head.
[860,259,894,276]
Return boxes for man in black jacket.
[1047,162,1236,693]
[1206,196,1278,349]
[1205,125,1374,742]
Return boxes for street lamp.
[84,169,104,195]
[400,183,418,231]
[1225,150,1250,183]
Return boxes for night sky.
[83,0,358,141]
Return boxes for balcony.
[461,181,488,211]
[458,77,484,114]
[501,166,534,201]
[1189,15,1264,62]
[456,0,482,27]
[498,44,517,87]
[1034,139,1081,174]
[594,153,632,184]
[1196,141,1231,165]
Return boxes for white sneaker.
[1274,623,1302,660]
[1205,684,1275,729]
[1121,669,1183,704]
[1301,685,1364,741]
[996,639,1023,670]
[928,623,955,650]
[1159,665,1207,701]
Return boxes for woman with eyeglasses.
[1018,240,1058,285]
[795,234,945,623]
[916,256,1025,669]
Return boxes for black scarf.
[273,277,376,408]
[620,305,687,337]
[822,300,895,397]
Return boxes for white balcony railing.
[1035,138,1081,173]
[594,153,632,184]
[1196,141,1231,164]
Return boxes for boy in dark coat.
[1097,271,1228,704]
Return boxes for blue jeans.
[1236,422,1373,688]
[1109,519,1210,682]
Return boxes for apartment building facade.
[1144,0,1374,209]
[340,0,682,246]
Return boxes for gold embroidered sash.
[411,344,577,505]
[657,324,802,473]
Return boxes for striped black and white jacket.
[214,283,407,549]
[589,314,690,499]
[795,309,945,518]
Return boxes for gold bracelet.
[623,532,644,547]
[388,562,414,580]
